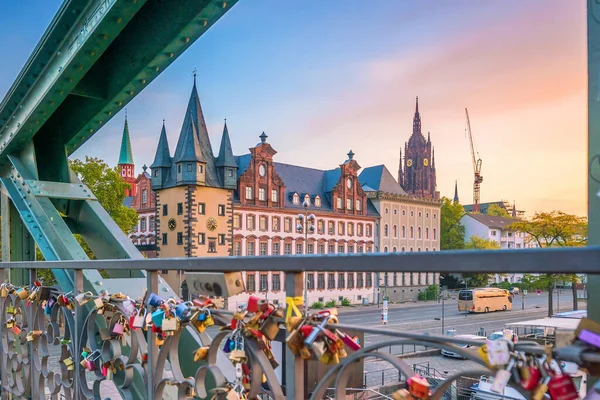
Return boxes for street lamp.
[297,200,315,309]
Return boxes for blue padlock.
[198,311,207,322]
[175,303,190,321]
[223,337,235,353]
[147,293,163,308]
[151,309,165,328]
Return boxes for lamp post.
[297,200,315,310]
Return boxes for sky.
[0,1,587,216]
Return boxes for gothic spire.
[150,120,171,168]
[174,118,203,163]
[453,180,459,203]
[118,115,134,165]
[216,120,237,168]
[398,147,404,187]
[412,96,421,136]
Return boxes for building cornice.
[367,191,442,206]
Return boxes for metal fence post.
[146,270,159,399]
[285,271,305,399]
[73,269,84,400]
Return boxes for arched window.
[292,193,300,204]
[410,226,414,238]
[401,247,405,252]
[384,246,388,252]
[393,225,397,238]
[384,224,389,237]
[433,228,437,240]
[304,194,310,205]
[418,227,422,239]
[402,225,406,238]
[315,195,321,207]
[425,227,429,239]
[392,247,397,252]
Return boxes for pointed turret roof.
[216,120,237,168]
[150,121,171,168]
[174,118,203,163]
[453,180,459,203]
[118,115,134,165]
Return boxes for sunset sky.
[0,1,587,216]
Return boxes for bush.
[311,301,324,309]
[418,285,439,301]
[341,297,351,306]
[325,300,337,308]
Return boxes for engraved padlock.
[304,316,331,346]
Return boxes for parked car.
[441,334,486,359]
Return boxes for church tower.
[118,114,137,197]
[398,97,439,200]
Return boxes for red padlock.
[407,375,431,399]
[300,325,313,338]
[520,364,541,391]
[247,296,261,313]
[547,371,579,400]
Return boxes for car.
[441,334,486,359]
[488,329,518,343]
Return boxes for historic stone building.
[360,164,441,303]
[118,117,157,258]
[229,136,378,309]
[150,77,235,291]
[398,97,439,200]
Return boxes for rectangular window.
[260,242,268,256]
[307,273,315,290]
[273,217,280,232]
[142,189,147,205]
[162,204,168,216]
[199,164,204,173]
[328,273,335,289]
[366,224,372,237]
[306,243,313,254]
[357,273,364,288]
[356,199,362,211]
[348,223,354,236]
[318,244,325,254]
[247,242,255,256]
[218,204,225,216]
[336,197,342,209]
[328,244,335,254]
[259,187,266,201]
[357,223,363,236]
[162,233,168,245]
[338,222,345,235]
[233,214,241,229]
[347,245,354,253]
[284,243,292,255]
[272,242,280,255]
[296,243,303,254]
[317,220,324,234]
[187,164,193,172]
[247,274,256,292]
[218,234,225,245]
[338,273,345,289]
[317,273,325,289]
[348,273,354,289]
[208,240,216,253]
[328,221,335,235]
[259,216,268,231]
[233,242,241,256]
[198,203,205,215]
[247,215,255,230]
[260,274,268,291]
[154,170,158,177]
[272,273,281,291]
[284,218,292,232]
[245,186,253,200]
[271,189,278,202]
[177,232,183,245]
[366,273,372,287]
[149,217,155,230]
[177,203,183,215]
[357,245,363,253]
[198,233,205,244]
[141,218,147,231]
[346,198,353,210]
[338,245,345,253]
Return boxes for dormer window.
[199,165,204,173]
[314,195,322,207]
[292,193,300,205]
[303,194,310,205]
[346,177,353,189]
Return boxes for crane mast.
[465,108,483,212]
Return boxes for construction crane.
[465,108,483,212]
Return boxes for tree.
[440,197,466,250]
[462,235,501,287]
[509,211,587,316]
[36,157,139,283]
[487,204,510,217]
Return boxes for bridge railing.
[0,247,599,399]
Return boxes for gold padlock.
[193,347,209,362]
[260,317,280,341]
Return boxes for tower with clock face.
[397,97,439,200]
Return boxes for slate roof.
[118,117,134,165]
[358,165,407,195]
[174,119,202,163]
[215,122,237,168]
[233,154,378,216]
[465,213,519,229]
[150,122,171,169]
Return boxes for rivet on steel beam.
[107,111,113,116]
[89,129,94,133]
[155,66,160,72]
[99,34,108,40]
[96,281,102,286]
[169,53,174,58]
[162,287,169,292]
[223,1,227,8]
[50,101,55,106]
[116,17,122,24]
[98,120,103,125]
[129,90,134,95]
[90,51,96,56]
[141,79,146,85]
[184,37,190,43]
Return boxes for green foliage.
[325,299,337,308]
[70,157,138,235]
[486,204,510,217]
[509,211,588,316]
[418,285,439,301]
[440,197,466,250]
[311,301,324,309]
[341,297,351,306]
[464,235,501,250]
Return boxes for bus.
[458,288,513,313]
